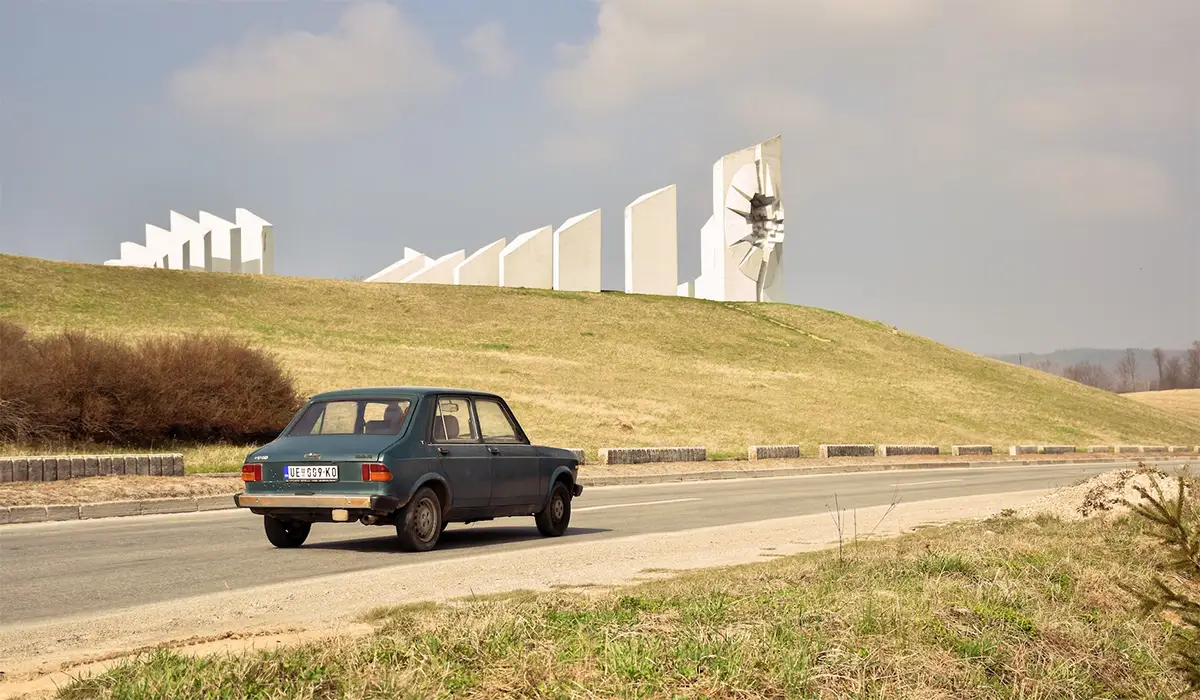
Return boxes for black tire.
[535,481,572,537]
[397,487,442,552]
[264,515,311,548]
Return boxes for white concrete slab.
[624,185,678,296]
[499,226,553,289]
[553,209,601,292]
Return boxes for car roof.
[307,386,504,402]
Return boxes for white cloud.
[170,2,453,138]
[545,0,1197,222]
[463,22,514,79]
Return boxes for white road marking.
[574,498,701,513]
[902,479,964,486]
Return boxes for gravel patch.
[1014,466,1189,521]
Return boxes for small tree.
[1117,349,1139,393]
[1187,341,1200,390]
[1153,348,1167,390]
[1164,357,1185,391]
[1123,467,1200,690]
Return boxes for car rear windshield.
[289,399,412,436]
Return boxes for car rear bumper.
[234,493,401,512]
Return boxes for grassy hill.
[2,253,1197,460]
[1126,389,1200,427]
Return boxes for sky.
[0,0,1196,355]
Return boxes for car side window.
[475,399,523,443]
[432,397,479,443]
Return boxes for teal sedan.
[234,387,582,551]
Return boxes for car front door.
[474,397,541,508]
[430,396,491,510]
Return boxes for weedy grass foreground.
[60,514,1188,699]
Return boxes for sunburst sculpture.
[726,154,785,302]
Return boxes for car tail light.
[241,464,262,482]
[361,463,392,482]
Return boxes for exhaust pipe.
[360,514,381,525]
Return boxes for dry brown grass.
[1126,388,1200,426]
[3,253,1198,464]
[59,513,1189,698]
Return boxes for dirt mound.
[1015,467,1188,521]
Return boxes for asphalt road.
[0,460,1181,626]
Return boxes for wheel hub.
[552,496,565,521]
[414,499,436,540]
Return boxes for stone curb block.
[877,445,939,457]
[1038,445,1076,454]
[46,504,80,522]
[952,445,993,456]
[1115,445,1141,454]
[597,447,706,465]
[749,445,802,460]
[1168,446,1194,453]
[819,444,875,458]
[80,501,144,520]
[1142,446,1168,453]
[1009,445,1037,455]
[196,495,237,511]
[1087,446,1114,453]
[9,505,49,524]
[0,507,9,525]
[139,497,198,515]
[0,458,12,483]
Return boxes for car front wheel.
[264,515,311,548]
[397,486,442,552]
[535,481,572,537]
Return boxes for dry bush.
[0,320,302,446]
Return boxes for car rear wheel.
[264,515,311,548]
[397,487,442,552]
[535,481,572,537]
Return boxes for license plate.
[284,465,339,481]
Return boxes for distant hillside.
[990,348,1189,381]
[1,253,1198,453]
[1126,389,1200,426]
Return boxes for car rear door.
[473,397,541,508]
[430,396,491,509]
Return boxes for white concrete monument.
[104,241,159,268]
[144,225,189,270]
[454,238,506,286]
[552,210,601,292]
[499,226,553,289]
[624,185,678,296]
[690,135,784,302]
[235,208,276,274]
[103,208,275,275]
[169,211,211,270]
[402,250,465,284]
[366,248,428,283]
[198,212,243,273]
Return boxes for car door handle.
[437,447,450,455]
[487,447,500,455]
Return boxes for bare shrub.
[0,321,302,446]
